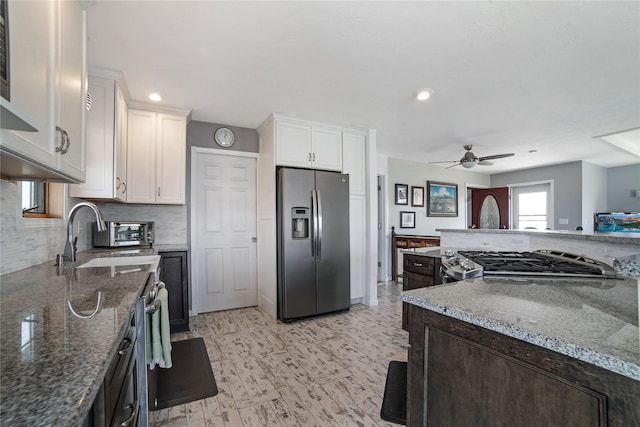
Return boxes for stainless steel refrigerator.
[277,167,351,321]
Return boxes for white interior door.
[192,151,258,313]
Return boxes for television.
[594,212,640,233]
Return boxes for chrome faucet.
[61,201,107,263]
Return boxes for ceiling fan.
[430,145,515,169]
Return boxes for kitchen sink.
[76,255,161,278]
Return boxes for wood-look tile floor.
[149,282,407,427]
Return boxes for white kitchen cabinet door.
[115,84,128,200]
[126,109,157,204]
[55,0,86,182]
[0,0,86,182]
[71,77,127,200]
[342,132,366,195]
[1,0,57,169]
[156,113,186,204]
[70,77,115,199]
[349,194,367,301]
[275,121,312,168]
[311,126,342,171]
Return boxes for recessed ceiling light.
[416,88,433,101]
[148,92,163,102]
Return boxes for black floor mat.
[380,360,407,425]
[153,337,218,410]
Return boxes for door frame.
[189,146,259,315]
[464,183,488,229]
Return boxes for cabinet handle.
[55,126,65,153]
[120,402,138,427]
[157,187,161,197]
[116,177,121,190]
[312,153,315,161]
[61,130,70,154]
[308,152,311,162]
[121,182,127,195]
[413,263,423,267]
[118,338,132,356]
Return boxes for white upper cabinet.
[70,74,128,200]
[275,119,342,171]
[0,0,86,182]
[126,109,186,205]
[311,126,342,171]
[342,131,366,195]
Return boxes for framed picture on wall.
[400,211,416,228]
[427,181,458,217]
[411,186,425,207]
[395,184,409,205]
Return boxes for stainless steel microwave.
[93,221,155,248]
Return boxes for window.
[19,181,64,219]
[517,192,547,230]
[511,182,552,230]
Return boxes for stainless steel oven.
[93,221,154,248]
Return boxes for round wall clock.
[214,127,235,147]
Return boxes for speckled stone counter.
[0,248,170,426]
[436,228,640,265]
[437,228,640,244]
[402,276,639,381]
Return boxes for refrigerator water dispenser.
[291,207,309,239]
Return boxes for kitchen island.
[0,245,185,426]
[437,228,640,264]
[402,275,639,426]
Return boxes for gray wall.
[607,164,640,212]
[491,161,583,230]
[387,157,490,235]
[581,162,608,230]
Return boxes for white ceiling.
[86,1,640,174]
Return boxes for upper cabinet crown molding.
[87,66,131,104]
[127,101,191,122]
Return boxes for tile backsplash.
[0,180,187,276]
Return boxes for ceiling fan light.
[461,159,477,168]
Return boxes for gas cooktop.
[442,250,618,281]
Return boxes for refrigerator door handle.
[311,189,318,258]
[316,189,323,262]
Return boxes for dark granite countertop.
[0,248,172,426]
[402,276,640,381]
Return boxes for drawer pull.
[118,338,132,356]
[120,402,138,427]
[412,263,423,267]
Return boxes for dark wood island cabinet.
[403,278,640,427]
[159,251,190,333]
[402,251,442,330]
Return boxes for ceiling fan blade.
[445,163,462,169]
[429,160,459,164]
[478,153,514,161]
[478,160,494,166]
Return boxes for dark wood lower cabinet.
[402,253,442,330]
[407,305,640,426]
[159,251,189,333]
